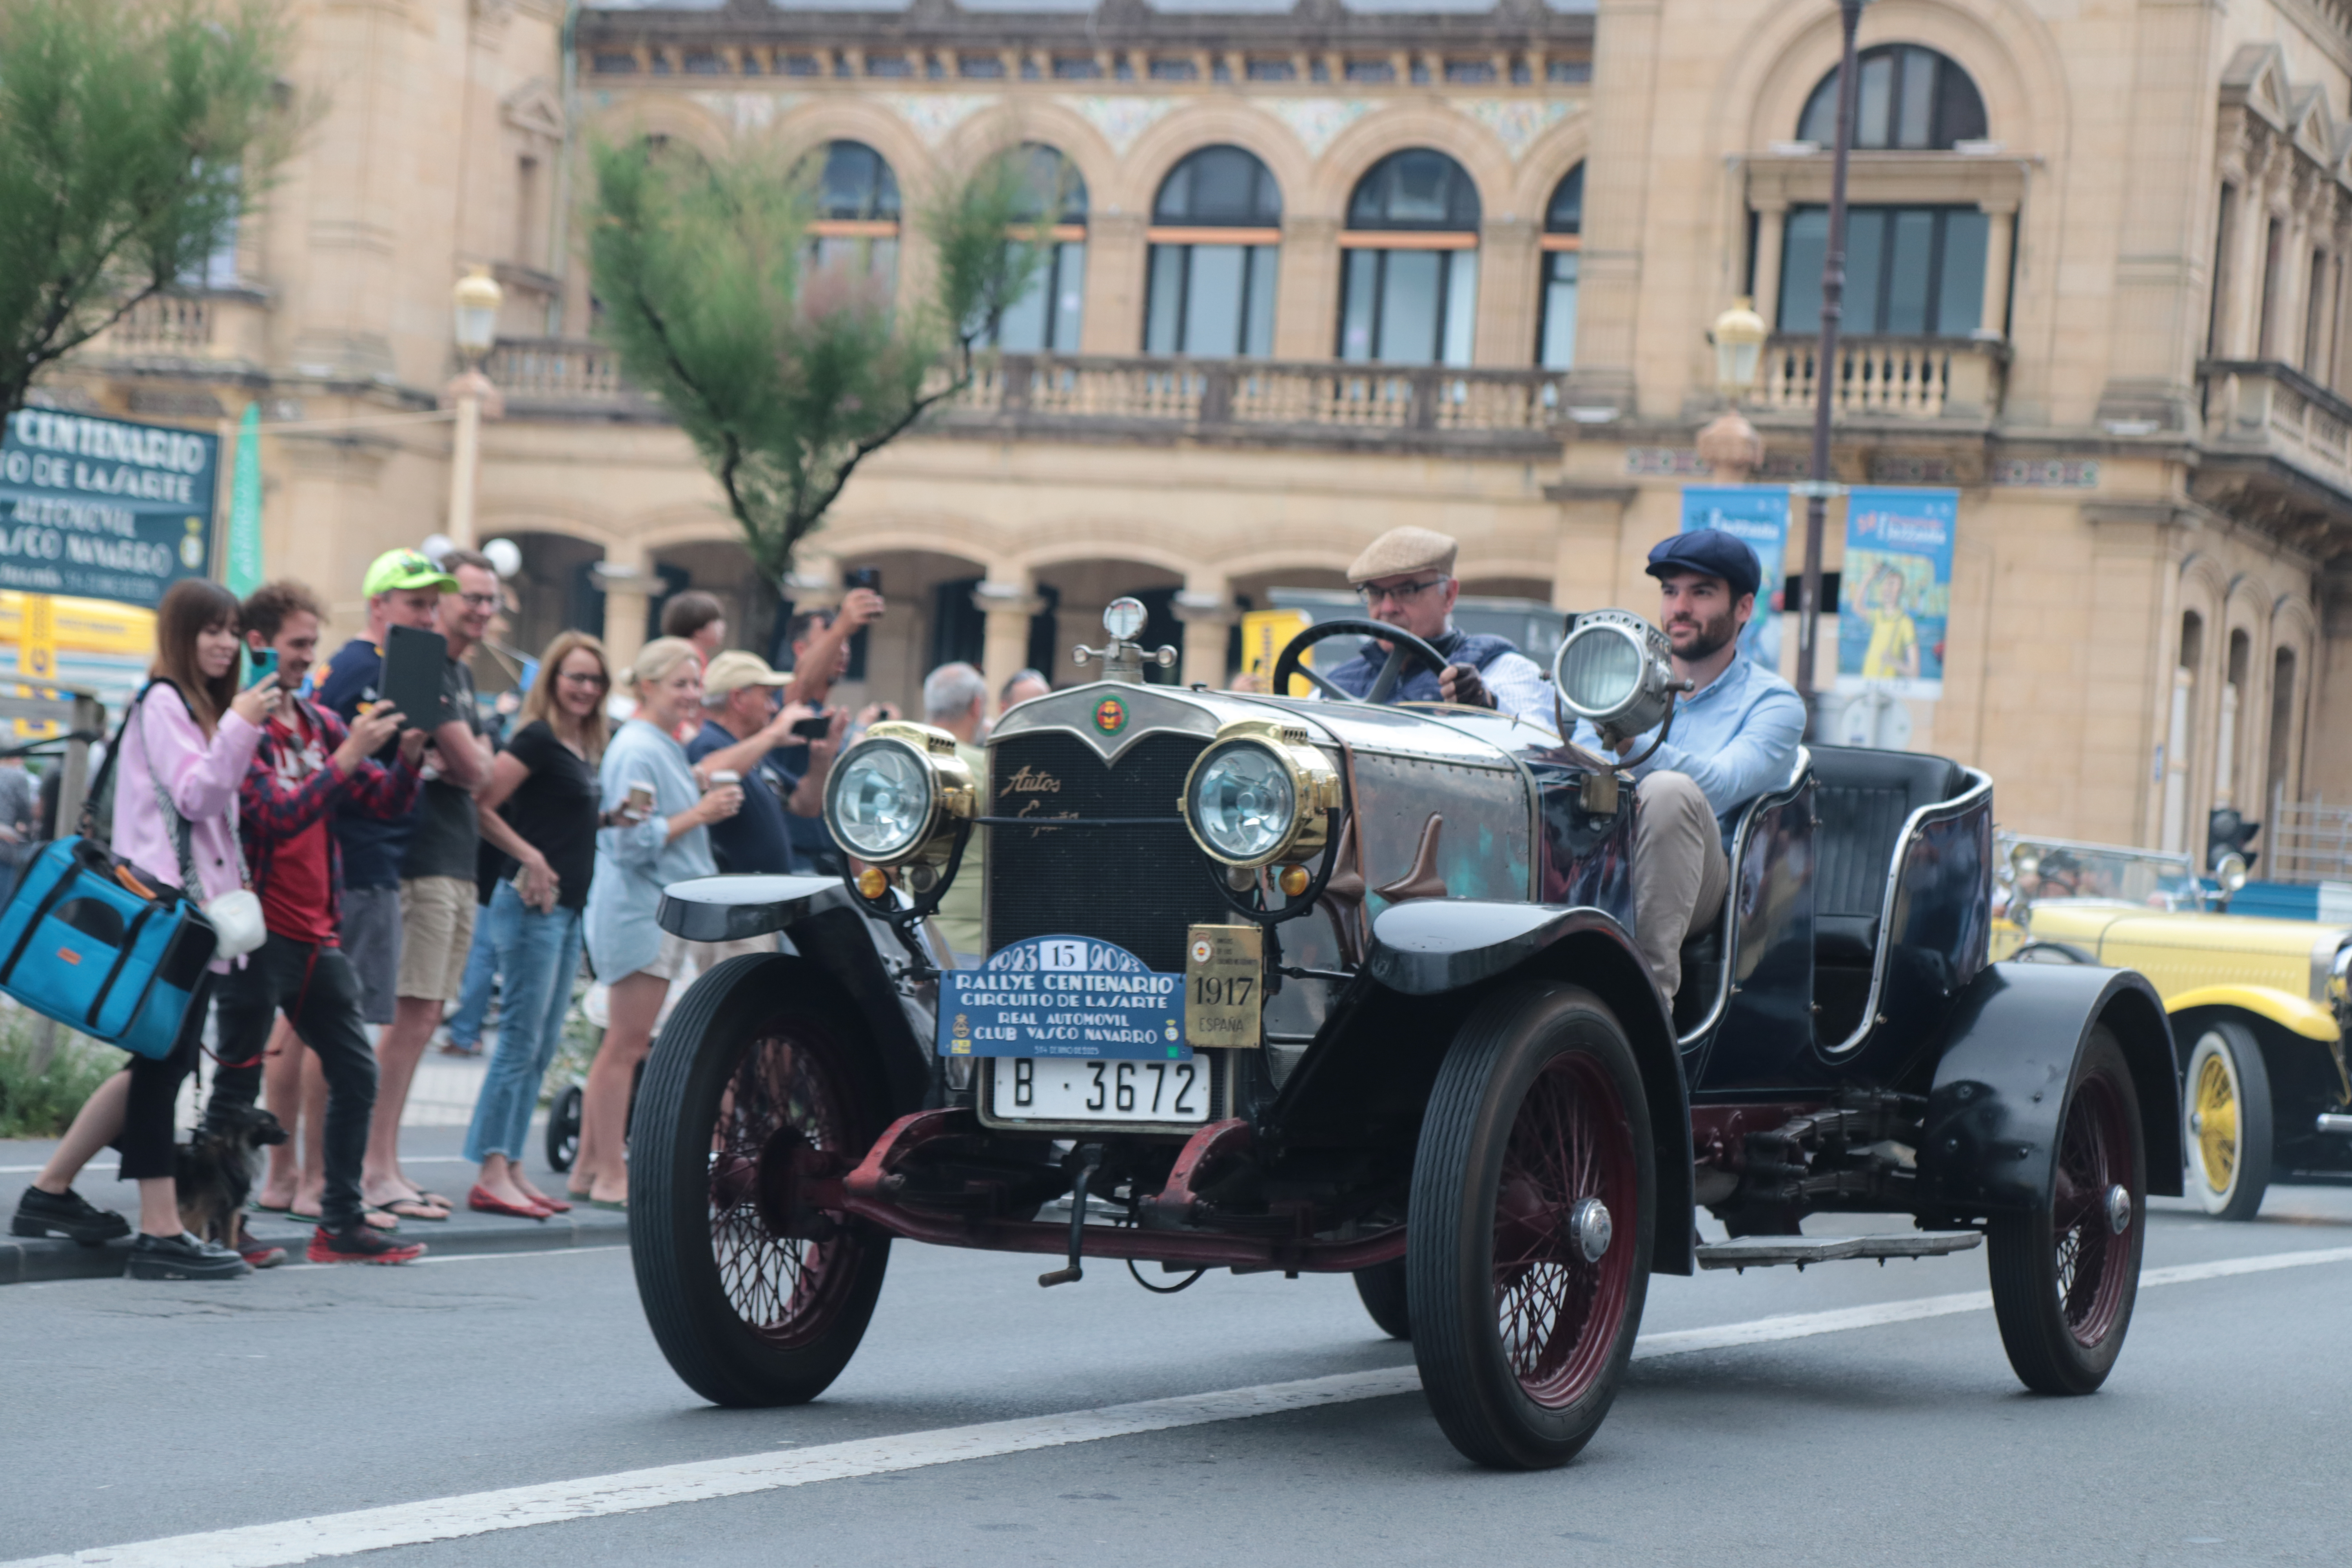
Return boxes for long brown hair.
[151,578,241,735]
[520,629,612,762]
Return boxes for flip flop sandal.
[376,1196,449,1222]
[247,1200,295,1216]
[412,1191,456,1211]
[290,1209,403,1232]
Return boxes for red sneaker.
[307,1225,426,1265]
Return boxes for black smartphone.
[381,624,449,731]
[790,713,834,740]
[843,567,880,593]
[244,647,278,688]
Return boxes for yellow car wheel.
[2184,1020,2272,1223]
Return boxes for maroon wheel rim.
[706,1020,865,1350]
[2050,1070,2134,1348]
[1491,1050,1638,1409]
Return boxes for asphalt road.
[3,1184,2346,1568]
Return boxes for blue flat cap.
[1646,528,1762,599]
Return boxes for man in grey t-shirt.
[0,757,36,903]
[362,549,498,1219]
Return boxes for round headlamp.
[1182,717,1340,869]
[1552,610,1677,746]
[823,721,975,868]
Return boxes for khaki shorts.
[639,930,775,983]
[396,876,478,1002]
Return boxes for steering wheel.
[1270,617,1454,704]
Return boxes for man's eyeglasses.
[1357,577,1449,607]
[457,592,501,610]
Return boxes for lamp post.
[1697,296,1768,481]
[443,265,505,550]
[1796,0,1867,731]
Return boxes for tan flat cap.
[703,649,791,696]
[1347,526,1459,586]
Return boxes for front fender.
[2167,984,2338,1043]
[1915,962,2182,1217]
[1365,899,1694,1275]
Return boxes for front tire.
[1989,1025,2145,1396]
[630,956,893,1407]
[2184,1020,2272,1222]
[1407,983,1652,1470]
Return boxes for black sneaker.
[125,1231,252,1281]
[307,1224,425,1265]
[12,1186,132,1247]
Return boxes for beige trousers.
[1631,771,1731,1000]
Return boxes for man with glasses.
[1323,526,1552,722]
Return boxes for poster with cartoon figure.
[1679,485,1789,669]
[1837,487,1955,701]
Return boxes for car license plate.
[990,1057,1212,1125]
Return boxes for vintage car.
[2000,835,2352,1221]
[629,601,2181,1470]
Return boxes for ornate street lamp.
[443,265,506,550]
[1697,296,1768,481]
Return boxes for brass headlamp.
[1180,717,1341,869]
[822,720,976,870]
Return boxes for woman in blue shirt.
[574,637,742,1208]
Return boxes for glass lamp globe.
[1103,597,1147,642]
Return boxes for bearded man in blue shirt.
[1571,529,1806,1001]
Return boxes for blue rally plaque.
[938,935,1188,1061]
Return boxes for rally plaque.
[1183,924,1262,1049]
[938,934,1187,1061]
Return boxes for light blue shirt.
[584,718,717,981]
[1572,655,1806,824]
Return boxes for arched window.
[1145,146,1282,358]
[982,145,1089,352]
[1339,149,1481,367]
[1798,45,1987,150]
[808,140,901,287]
[1537,164,1581,370]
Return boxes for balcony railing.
[486,338,1573,450]
[2200,359,2352,500]
[89,288,270,368]
[1757,334,2006,423]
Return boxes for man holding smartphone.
[687,651,844,877]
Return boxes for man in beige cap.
[1322,526,1552,721]
[686,650,846,876]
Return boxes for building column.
[1751,201,1788,332]
[1546,483,1637,613]
[1474,217,1539,367]
[1173,587,1236,689]
[1274,216,1341,362]
[1979,203,2017,340]
[975,576,1044,708]
[597,545,653,680]
[1082,212,1147,356]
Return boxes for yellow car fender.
[2165,985,2339,1042]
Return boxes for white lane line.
[11,1241,2352,1568]
[0,1157,480,1175]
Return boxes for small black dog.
[176,1105,288,1253]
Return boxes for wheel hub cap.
[1568,1196,1612,1263]
[2105,1183,2131,1236]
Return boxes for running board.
[1696,1232,1983,1272]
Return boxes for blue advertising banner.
[0,409,220,610]
[938,934,1188,1060]
[1838,487,1956,700]
[1679,485,1790,669]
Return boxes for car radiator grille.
[985,730,1226,974]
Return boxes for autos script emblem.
[1094,696,1127,735]
[1002,764,1076,836]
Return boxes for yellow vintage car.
[1998,835,2352,1219]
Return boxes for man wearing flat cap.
[1568,528,1806,1000]
[1323,526,1552,722]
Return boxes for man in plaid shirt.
[207,581,432,1265]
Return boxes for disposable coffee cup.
[625,780,656,818]
[706,769,740,791]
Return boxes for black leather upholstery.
[1809,745,1967,965]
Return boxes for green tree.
[0,0,300,418]
[586,134,1049,586]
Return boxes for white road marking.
[0,1157,479,1174]
[9,1241,2352,1568]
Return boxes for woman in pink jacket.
[9,579,281,1281]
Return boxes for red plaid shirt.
[238,695,419,938]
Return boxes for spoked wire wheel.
[632,956,891,1406]
[1989,1025,2146,1395]
[1409,982,1652,1470]
[2183,1020,2270,1221]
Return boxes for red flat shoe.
[529,1195,572,1214]
[466,1185,548,1221]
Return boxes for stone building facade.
[42,0,2352,860]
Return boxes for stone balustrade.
[1756,334,2007,423]
[2200,359,2352,499]
[89,289,270,370]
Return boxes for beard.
[1668,608,1739,661]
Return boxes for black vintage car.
[630,603,2181,1470]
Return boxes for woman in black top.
[463,632,611,1218]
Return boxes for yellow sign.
[1240,609,1314,697]
[18,594,56,682]
[1184,923,1263,1049]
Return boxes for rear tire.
[630,956,893,1407]
[544,1084,582,1174]
[1407,982,1652,1470]
[1353,1258,1411,1340]
[1989,1025,2145,1396]
[2184,1020,2271,1222]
